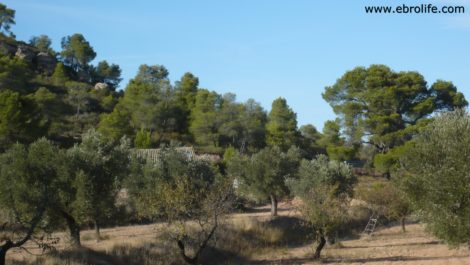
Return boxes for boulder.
[94,82,109,90]
[15,44,36,62]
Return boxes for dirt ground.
[243,202,470,265]
[8,202,470,265]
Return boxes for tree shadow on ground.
[265,216,312,247]
[50,247,126,265]
[240,206,292,215]
[199,245,252,265]
[251,255,470,265]
[341,240,440,249]
[323,255,470,264]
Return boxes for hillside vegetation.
[1,3,470,265]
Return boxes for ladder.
[363,214,378,235]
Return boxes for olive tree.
[67,129,131,242]
[227,146,301,217]
[127,147,233,265]
[0,139,62,265]
[399,109,470,246]
[288,155,356,259]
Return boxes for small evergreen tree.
[266,97,299,151]
[51,62,69,86]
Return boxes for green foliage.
[134,128,151,148]
[134,64,169,83]
[239,99,267,152]
[26,87,61,136]
[356,179,410,227]
[61,34,96,72]
[0,3,15,37]
[323,64,467,158]
[0,138,63,256]
[374,141,413,174]
[0,16,121,147]
[288,155,356,258]
[217,93,244,148]
[289,155,356,199]
[318,120,357,161]
[66,81,91,116]
[92,60,122,90]
[399,109,470,246]
[175,72,199,110]
[0,54,33,93]
[227,146,301,202]
[0,138,61,220]
[0,90,24,147]
[221,96,267,152]
[223,146,237,164]
[100,65,267,151]
[99,64,187,146]
[51,62,69,86]
[266,97,299,151]
[98,103,133,141]
[29,35,55,55]
[298,124,324,159]
[190,89,221,149]
[0,90,44,150]
[67,130,131,227]
[129,147,220,219]
[431,80,468,110]
[31,87,57,104]
[127,147,233,263]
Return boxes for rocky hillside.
[0,35,57,74]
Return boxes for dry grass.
[7,200,470,265]
[6,204,309,265]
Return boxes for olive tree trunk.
[401,216,406,233]
[61,211,81,246]
[177,221,218,265]
[0,229,37,265]
[0,208,44,265]
[0,241,13,265]
[270,194,278,217]
[94,220,101,242]
[313,233,326,259]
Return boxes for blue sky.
[4,0,470,130]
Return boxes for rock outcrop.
[15,44,36,62]
[0,37,57,75]
[36,52,57,74]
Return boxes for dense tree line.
[0,3,322,157]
